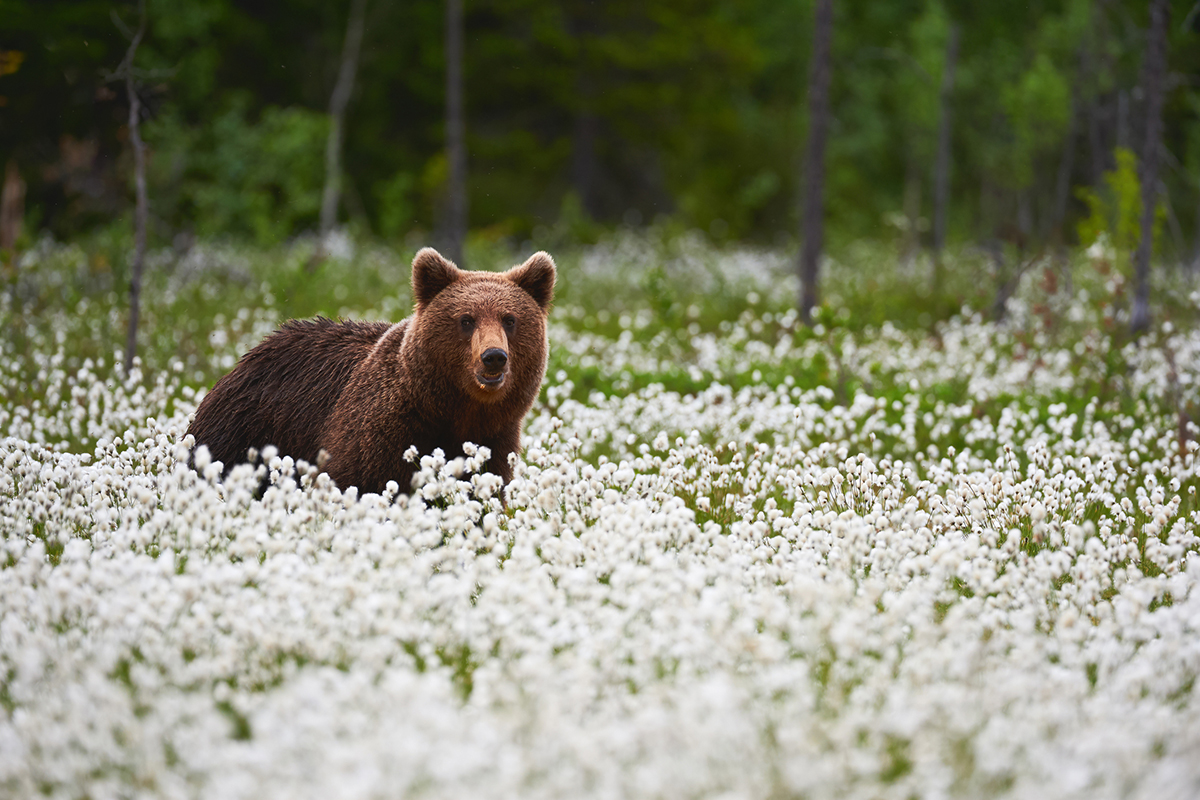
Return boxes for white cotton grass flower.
[2,235,1199,798]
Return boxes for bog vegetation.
[2,231,1199,798]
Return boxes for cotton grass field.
[2,232,1200,799]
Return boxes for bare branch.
[115,4,146,72]
[1183,1,1200,33]
[110,9,134,43]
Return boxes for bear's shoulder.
[279,317,392,344]
[240,317,390,361]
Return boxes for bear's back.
[189,318,397,472]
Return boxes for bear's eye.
[502,314,517,331]
[459,315,475,332]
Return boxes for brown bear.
[187,247,555,496]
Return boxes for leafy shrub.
[1076,147,1164,260]
[149,101,329,245]
[374,171,416,241]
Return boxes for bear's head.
[409,247,556,405]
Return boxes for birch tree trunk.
[319,0,368,239]
[0,160,24,255]
[797,0,833,325]
[901,157,921,270]
[569,9,603,220]
[1130,0,1170,335]
[443,0,468,267]
[122,1,148,377]
[930,22,959,280]
[1192,194,1200,275]
[1051,100,1078,252]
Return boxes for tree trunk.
[122,2,148,377]
[930,22,959,281]
[319,0,368,238]
[1087,97,1107,186]
[1116,89,1129,151]
[1087,0,1118,184]
[1016,189,1033,250]
[1192,189,1200,275]
[571,109,602,220]
[797,0,833,325]
[1068,1,1097,210]
[0,159,24,256]
[443,0,468,267]
[1130,0,1170,336]
[901,156,921,270]
[1050,98,1078,253]
[569,10,603,221]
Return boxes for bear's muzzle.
[476,347,509,390]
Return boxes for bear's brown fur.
[187,247,555,495]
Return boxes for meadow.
[2,231,1199,799]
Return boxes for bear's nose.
[481,348,508,372]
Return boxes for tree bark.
[1050,102,1078,291]
[0,159,24,255]
[569,9,603,220]
[121,1,148,377]
[1087,96,1107,186]
[797,0,833,325]
[930,22,959,279]
[443,0,468,267]
[571,109,602,220]
[1116,89,1129,151]
[1192,188,1200,274]
[901,156,921,270]
[319,0,368,238]
[1130,0,1170,335]
[1051,54,1081,253]
[1051,107,1076,248]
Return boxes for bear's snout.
[475,341,510,392]
[481,348,508,373]
[470,320,510,392]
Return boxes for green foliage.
[1001,53,1071,189]
[3,0,1199,251]
[1186,93,1200,196]
[149,103,329,245]
[1076,147,1165,256]
[899,1,951,156]
[553,192,605,245]
[374,171,417,242]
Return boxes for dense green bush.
[1075,147,1170,275]
[148,103,329,245]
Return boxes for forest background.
[2,0,1200,278]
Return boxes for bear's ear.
[506,251,556,310]
[411,248,461,307]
